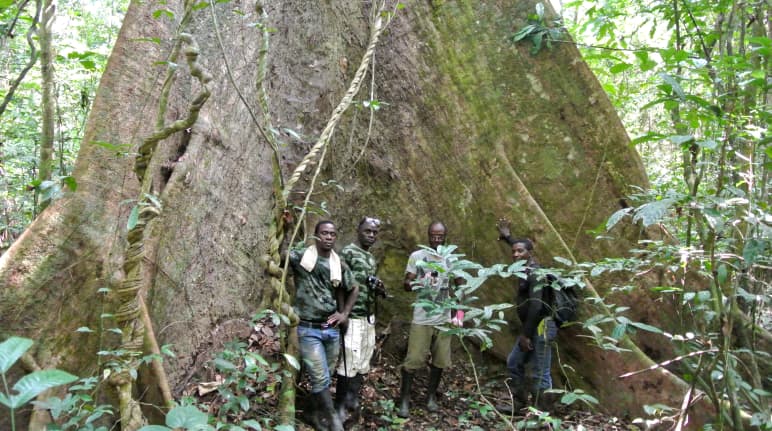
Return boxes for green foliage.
[0,0,127,252]
[0,336,78,431]
[33,376,114,431]
[511,3,566,55]
[560,0,771,425]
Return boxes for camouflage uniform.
[289,247,354,393]
[337,243,378,376]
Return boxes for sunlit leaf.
[0,337,33,373]
[10,369,78,408]
[166,405,208,429]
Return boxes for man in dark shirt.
[497,218,558,411]
[288,220,358,431]
[336,216,384,423]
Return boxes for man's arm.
[327,282,359,327]
[403,272,417,292]
[496,218,516,245]
[519,274,545,350]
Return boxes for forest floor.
[188,316,644,431]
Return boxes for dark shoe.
[347,374,364,411]
[335,375,349,423]
[496,379,527,414]
[319,389,344,431]
[426,365,443,412]
[397,369,413,418]
[533,389,560,411]
[308,392,328,431]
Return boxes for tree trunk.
[37,0,55,212]
[0,0,712,427]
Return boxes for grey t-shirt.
[405,248,452,326]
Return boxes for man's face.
[428,224,447,250]
[315,223,337,252]
[357,221,380,250]
[511,242,531,263]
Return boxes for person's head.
[314,220,337,254]
[510,238,534,263]
[356,216,381,250]
[427,221,447,250]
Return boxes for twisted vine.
[111,23,212,429]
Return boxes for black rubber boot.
[496,379,528,414]
[335,375,349,423]
[397,369,413,418]
[319,389,344,431]
[533,389,559,411]
[426,365,443,412]
[347,374,364,411]
[308,392,328,431]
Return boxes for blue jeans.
[506,319,558,392]
[298,325,340,393]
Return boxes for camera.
[367,275,388,298]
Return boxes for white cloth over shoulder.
[300,246,342,287]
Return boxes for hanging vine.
[109,1,212,427]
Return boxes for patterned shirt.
[341,243,378,319]
[405,248,452,326]
[289,247,354,322]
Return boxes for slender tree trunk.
[37,0,55,212]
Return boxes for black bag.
[545,274,580,325]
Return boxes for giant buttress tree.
[0,0,713,427]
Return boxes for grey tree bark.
[0,0,712,428]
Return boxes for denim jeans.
[506,318,558,392]
[298,325,340,393]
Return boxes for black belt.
[298,320,332,329]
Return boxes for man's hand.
[327,311,349,328]
[497,218,512,240]
[518,335,533,351]
[451,310,465,327]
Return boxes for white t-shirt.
[405,248,453,326]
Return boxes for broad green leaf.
[0,0,13,11]
[10,369,78,408]
[274,426,294,431]
[611,323,627,340]
[80,60,96,71]
[628,321,663,334]
[0,393,11,408]
[633,198,676,227]
[512,25,537,42]
[152,9,175,19]
[606,207,632,230]
[214,358,237,371]
[0,337,33,373]
[62,176,77,192]
[165,405,208,429]
[237,395,250,411]
[634,50,657,71]
[659,73,685,100]
[242,420,262,431]
[609,62,632,74]
[668,135,694,146]
[716,264,728,285]
[696,139,718,150]
[138,426,171,431]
